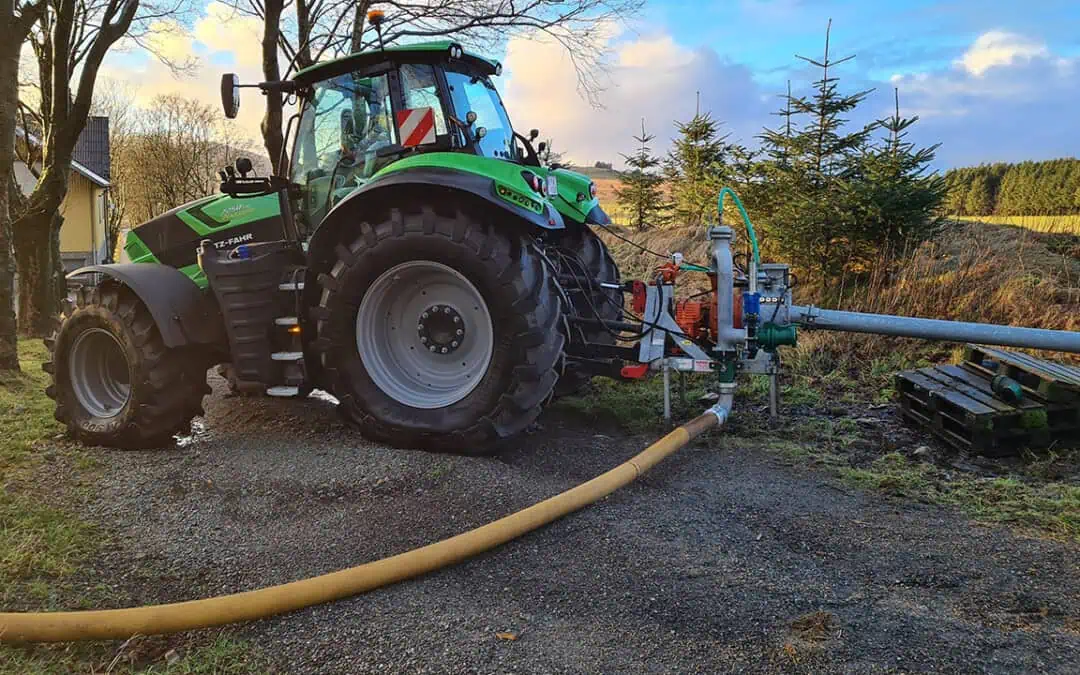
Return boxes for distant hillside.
[944,157,1080,217]
[565,165,621,181]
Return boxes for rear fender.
[67,264,224,348]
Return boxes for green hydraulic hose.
[718,187,760,266]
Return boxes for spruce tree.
[851,88,946,258]
[755,19,877,280]
[965,175,994,216]
[615,119,666,231]
[664,99,730,227]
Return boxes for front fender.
[67,264,224,348]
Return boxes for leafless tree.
[118,94,257,222]
[221,0,643,164]
[90,79,136,261]
[11,0,196,336]
[0,0,46,369]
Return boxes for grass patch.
[747,422,1080,541]
[955,214,1080,235]
[0,340,97,600]
[1,634,263,674]
[551,374,712,432]
[0,341,266,673]
[838,452,1080,539]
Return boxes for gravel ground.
[75,373,1079,674]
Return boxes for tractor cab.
[223,41,547,234]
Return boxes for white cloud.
[955,31,1049,77]
[100,2,268,147]
[501,28,767,167]
[886,31,1079,166]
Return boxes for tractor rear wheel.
[549,225,622,395]
[44,285,210,448]
[315,204,564,454]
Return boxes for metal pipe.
[709,227,741,350]
[768,372,779,417]
[789,305,1080,354]
[662,359,672,423]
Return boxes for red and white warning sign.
[396,107,437,147]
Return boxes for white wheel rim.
[355,261,494,409]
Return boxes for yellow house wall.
[59,173,95,253]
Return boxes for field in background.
[956,214,1080,234]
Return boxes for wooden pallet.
[962,344,1080,403]
[895,360,1080,457]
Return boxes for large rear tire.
[548,225,622,395]
[314,204,564,454]
[44,285,209,449]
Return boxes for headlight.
[589,182,598,199]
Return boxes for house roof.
[15,120,111,189]
[74,116,110,182]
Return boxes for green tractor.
[46,40,623,454]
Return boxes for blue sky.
[101,0,1080,170]
[503,0,1080,169]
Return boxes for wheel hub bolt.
[417,303,466,354]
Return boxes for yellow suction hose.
[1,401,731,643]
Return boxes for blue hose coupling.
[743,292,761,317]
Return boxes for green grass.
[551,374,711,432]
[1,635,261,674]
[839,452,1080,539]
[743,417,1080,541]
[0,341,265,673]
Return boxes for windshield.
[443,69,516,159]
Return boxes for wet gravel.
[76,373,1079,674]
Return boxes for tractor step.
[267,385,301,397]
[271,351,304,361]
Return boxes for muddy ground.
[23,375,1080,673]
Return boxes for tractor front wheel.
[45,285,210,448]
[315,205,564,454]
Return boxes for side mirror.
[475,127,487,140]
[220,73,240,119]
[465,111,477,126]
[528,128,539,141]
[537,142,547,155]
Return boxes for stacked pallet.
[895,345,1080,456]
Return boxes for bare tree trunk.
[350,1,371,53]
[12,164,67,337]
[0,33,21,368]
[261,0,285,172]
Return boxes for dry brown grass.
[792,220,1080,373]
[592,217,1080,382]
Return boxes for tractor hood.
[538,167,607,226]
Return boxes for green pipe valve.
[990,374,1024,404]
[758,322,797,352]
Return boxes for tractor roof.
[293,40,501,86]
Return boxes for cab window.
[291,72,397,230]
[399,64,448,137]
